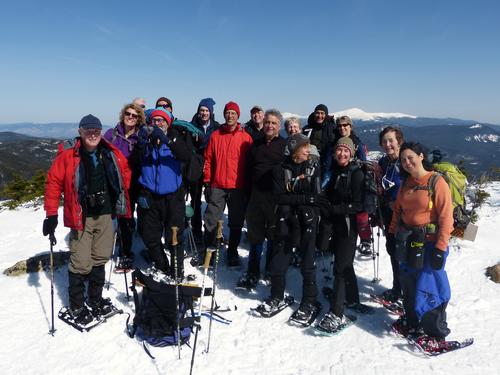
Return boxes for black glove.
[150,126,169,145]
[43,215,58,245]
[304,194,330,208]
[430,248,445,270]
[204,184,212,203]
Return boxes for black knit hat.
[79,114,102,130]
[314,104,329,114]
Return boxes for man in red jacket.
[43,114,131,327]
[203,101,253,267]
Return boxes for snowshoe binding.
[115,256,134,273]
[235,272,259,291]
[58,305,99,332]
[370,293,404,316]
[288,301,322,327]
[252,296,295,318]
[314,312,357,336]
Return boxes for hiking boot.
[391,317,423,337]
[236,272,259,290]
[87,297,114,317]
[317,312,351,334]
[256,297,282,316]
[290,301,321,326]
[382,289,402,303]
[69,306,94,325]
[357,240,372,256]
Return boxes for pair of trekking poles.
[189,220,224,375]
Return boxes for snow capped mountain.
[334,107,417,121]
[282,108,416,121]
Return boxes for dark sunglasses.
[124,111,139,119]
[338,123,351,128]
[157,104,172,110]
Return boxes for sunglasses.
[81,129,101,137]
[125,111,139,119]
[140,104,146,109]
[157,104,172,110]
[338,123,351,128]
[152,117,167,124]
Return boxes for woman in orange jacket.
[389,142,454,344]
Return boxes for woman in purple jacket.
[103,103,145,271]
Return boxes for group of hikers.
[42,97,454,343]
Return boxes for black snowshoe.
[288,301,322,327]
[252,296,295,318]
[235,273,259,291]
[313,312,357,336]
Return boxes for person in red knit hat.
[202,101,253,267]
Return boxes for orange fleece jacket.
[389,171,453,251]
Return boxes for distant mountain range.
[0,132,61,195]
[282,108,500,176]
[0,108,498,194]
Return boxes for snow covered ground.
[1,183,499,375]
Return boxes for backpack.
[428,162,471,232]
[355,160,383,217]
[127,269,208,355]
[171,120,204,183]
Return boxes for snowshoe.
[370,293,404,316]
[381,289,402,303]
[235,273,259,291]
[288,301,322,327]
[87,297,116,317]
[115,256,134,273]
[314,312,356,336]
[408,335,474,356]
[252,296,295,318]
[58,306,99,332]
[345,302,375,315]
[357,240,372,256]
[390,317,423,338]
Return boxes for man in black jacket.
[244,105,265,142]
[190,98,220,242]
[236,109,286,290]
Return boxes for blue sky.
[1,0,499,125]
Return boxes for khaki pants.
[69,214,114,274]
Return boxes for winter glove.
[42,215,58,245]
[204,184,212,203]
[430,248,445,270]
[304,194,330,208]
[150,126,169,145]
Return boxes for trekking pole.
[205,220,223,353]
[123,270,130,301]
[376,226,381,281]
[189,246,214,375]
[370,227,377,283]
[48,232,57,336]
[106,231,118,291]
[171,226,181,360]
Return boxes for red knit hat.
[224,101,240,118]
[150,109,173,126]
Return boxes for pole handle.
[171,226,179,246]
[203,250,213,270]
[216,220,223,240]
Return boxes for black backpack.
[127,269,210,353]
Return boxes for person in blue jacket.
[136,108,192,279]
